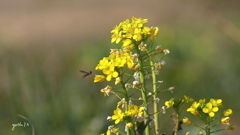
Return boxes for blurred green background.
[1,0,239,134]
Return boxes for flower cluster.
[164,96,235,134]
[186,98,222,117]
[111,16,159,48]
[111,105,144,124]
[95,49,134,81]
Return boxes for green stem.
[148,50,159,134]
[205,128,211,135]
[135,45,150,135]
[205,123,211,135]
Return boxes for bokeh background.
[1,0,239,134]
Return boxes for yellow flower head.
[112,108,124,124]
[210,99,222,107]
[223,109,233,116]
[187,102,200,116]
[165,98,174,108]
[183,117,191,125]
[95,49,134,81]
[94,75,105,82]
[110,16,158,47]
[128,105,144,117]
[202,102,219,117]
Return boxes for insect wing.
[79,70,88,73]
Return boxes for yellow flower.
[202,102,219,117]
[126,122,133,129]
[122,39,132,48]
[94,75,105,82]
[95,50,134,81]
[112,108,124,124]
[223,109,233,116]
[103,64,118,81]
[95,57,109,70]
[131,16,148,27]
[165,98,174,108]
[111,27,123,44]
[138,107,144,116]
[147,27,159,40]
[128,105,144,117]
[110,16,156,46]
[221,117,230,124]
[186,132,190,135]
[183,117,191,125]
[187,102,200,116]
[210,99,222,107]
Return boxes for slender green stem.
[135,44,150,135]
[205,128,211,135]
[147,50,159,134]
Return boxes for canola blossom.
[111,16,158,48]
[95,49,134,81]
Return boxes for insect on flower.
[79,70,92,78]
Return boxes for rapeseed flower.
[95,49,134,81]
[165,98,174,108]
[128,105,144,117]
[110,16,158,49]
[210,99,222,107]
[183,117,191,125]
[187,101,200,116]
[112,108,124,124]
[223,109,233,116]
[94,75,105,82]
[202,102,219,117]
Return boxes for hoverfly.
[79,70,92,78]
